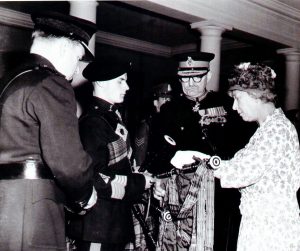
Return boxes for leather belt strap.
[0,160,54,180]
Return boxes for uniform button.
[181,127,184,131]
[94,106,98,109]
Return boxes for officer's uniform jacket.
[68,97,146,244]
[165,92,253,156]
[0,54,94,251]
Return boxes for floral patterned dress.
[214,108,300,251]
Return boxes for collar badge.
[116,123,128,141]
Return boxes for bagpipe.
[134,135,221,250]
[155,153,221,178]
[138,127,221,173]
[140,133,221,176]
[138,135,177,173]
[132,191,175,251]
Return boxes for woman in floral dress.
[167,63,300,251]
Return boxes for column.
[277,48,300,111]
[69,1,98,116]
[69,0,98,88]
[191,21,232,91]
[70,1,98,53]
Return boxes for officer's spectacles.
[179,71,209,83]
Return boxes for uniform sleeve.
[214,119,288,188]
[79,115,113,199]
[28,75,93,203]
[79,115,146,201]
[123,172,146,201]
[134,120,149,167]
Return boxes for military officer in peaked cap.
[0,11,98,251]
[153,52,256,251]
[67,60,154,251]
[152,82,173,112]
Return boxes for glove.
[170,150,211,169]
[65,186,97,215]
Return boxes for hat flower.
[270,69,276,79]
[238,62,251,70]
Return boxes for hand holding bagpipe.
[169,150,221,171]
[153,147,221,202]
[135,136,222,250]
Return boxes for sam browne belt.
[0,160,53,180]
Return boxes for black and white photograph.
[0,1,299,251]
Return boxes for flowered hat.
[228,62,277,102]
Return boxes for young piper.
[68,60,154,251]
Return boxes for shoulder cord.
[0,69,35,99]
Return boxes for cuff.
[111,175,127,199]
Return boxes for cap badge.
[187,57,195,67]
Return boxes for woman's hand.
[170,150,211,169]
